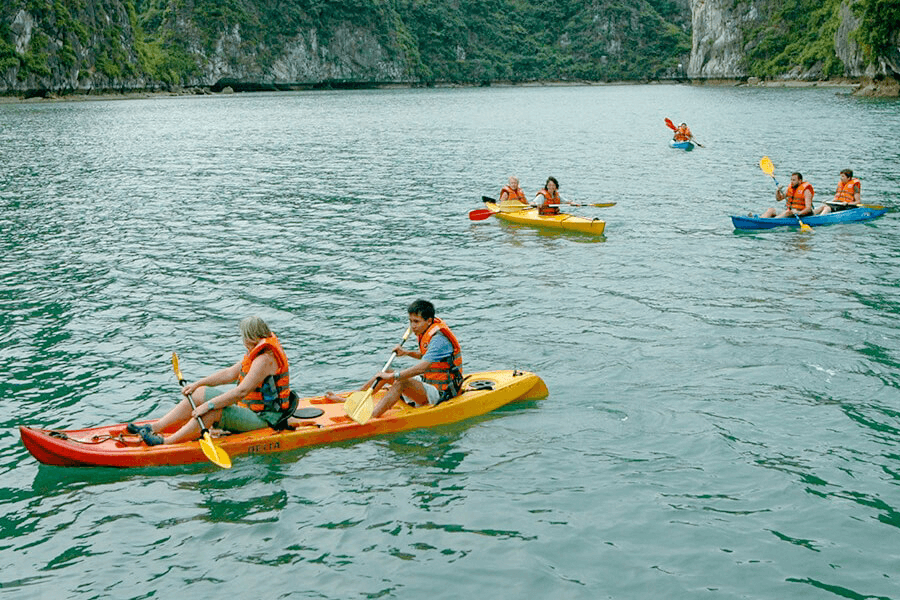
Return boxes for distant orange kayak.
[20,370,548,468]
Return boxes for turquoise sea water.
[1,84,898,599]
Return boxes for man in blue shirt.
[370,300,463,417]
[324,300,464,417]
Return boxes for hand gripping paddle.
[344,327,411,424]
[172,352,232,468]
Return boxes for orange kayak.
[20,369,548,468]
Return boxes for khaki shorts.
[402,377,441,407]
[204,386,281,432]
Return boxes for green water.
[1,85,898,599]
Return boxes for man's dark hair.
[841,168,853,178]
[407,299,435,320]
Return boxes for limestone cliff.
[0,0,691,95]
[688,0,900,87]
[0,0,895,96]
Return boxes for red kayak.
[20,369,548,468]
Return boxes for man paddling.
[497,176,530,212]
[326,300,463,418]
[759,172,814,218]
[673,122,694,143]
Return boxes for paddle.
[344,326,412,424]
[828,201,885,210]
[474,195,529,218]
[171,352,232,468]
[665,117,703,147]
[486,194,615,210]
[759,156,812,232]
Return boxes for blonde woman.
[128,316,292,445]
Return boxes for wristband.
[394,371,401,381]
[207,401,215,410]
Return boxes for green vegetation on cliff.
[854,0,900,57]
[741,0,845,78]
[1,0,692,91]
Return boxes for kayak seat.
[269,390,301,431]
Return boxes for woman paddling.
[535,176,562,215]
[128,316,294,445]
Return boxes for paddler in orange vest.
[760,172,815,218]
[327,300,463,419]
[128,316,294,446]
[497,176,529,212]
[814,169,861,215]
[673,122,693,142]
[535,176,562,215]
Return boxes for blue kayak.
[731,205,887,230]
[669,140,694,151]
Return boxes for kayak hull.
[19,369,548,468]
[669,140,694,151]
[484,201,605,235]
[731,205,887,230]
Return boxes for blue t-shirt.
[421,332,453,362]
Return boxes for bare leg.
[148,386,219,444]
[325,371,392,403]
[150,386,208,432]
[372,378,429,418]
[760,207,777,218]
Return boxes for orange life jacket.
[673,125,691,141]
[501,186,527,204]
[784,181,814,212]
[418,318,463,398]
[537,189,560,215]
[835,178,860,204]
[238,334,291,412]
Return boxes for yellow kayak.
[484,201,605,235]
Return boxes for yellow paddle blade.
[798,221,813,232]
[759,156,775,176]
[172,352,184,383]
[200,432,232,468]
[344,388,374,424]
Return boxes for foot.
[324,391,346,402]
[140,429,165,446]
[126,422,153,435]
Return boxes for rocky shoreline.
[0,76,897,104]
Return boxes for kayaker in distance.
[497,176,529,212]
[325,299,463,419]
[535,176,562,215]
[758,172,815,218]
[814,169,861,215]
[673,122,694,143]
[129,316,295,446]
